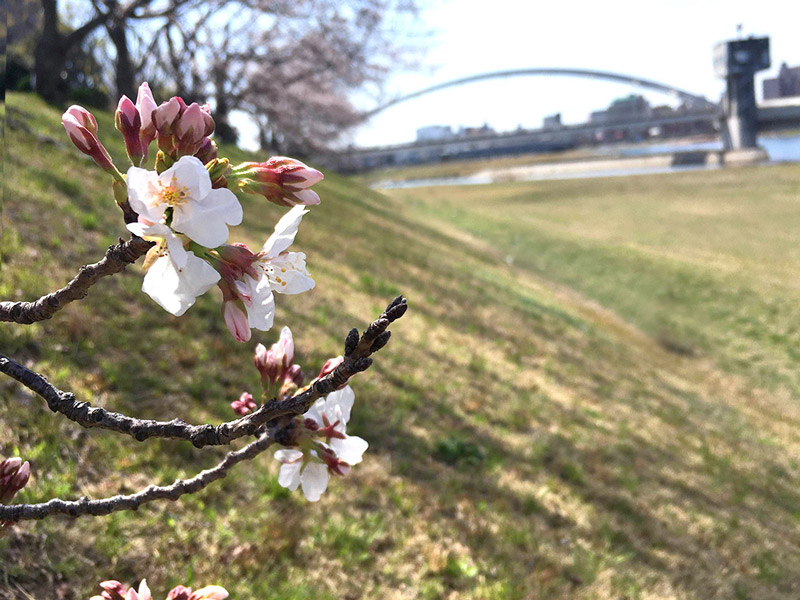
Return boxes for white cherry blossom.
[274,449,330,502]
[127,220,220,316]
[273,385,368,501]
[254,205,315,296]
[305,386,368,466]
[233,205,313,332]
[126,156,242,248]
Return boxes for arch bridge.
[362,68,717,119]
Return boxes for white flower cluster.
[126,157,315,341]
[62,82,323,342]
[274,386,368,501]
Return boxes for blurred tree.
[32,0,197,104]
[32,0,423,151]
[33,0,113,103]
[141,0,423,151]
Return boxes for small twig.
[0,434,274,522]
[0,236,153,325]
[0,297,408,447]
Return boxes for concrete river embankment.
[373,134,800,189]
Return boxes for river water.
[374,134,800,189]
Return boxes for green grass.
[2,92,800,600]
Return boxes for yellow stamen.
[159,176,190,206]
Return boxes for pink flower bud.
[115,95,144,164]
[216,244,257,275]
[136,82,159,156]
[285,364,304,387]
[0,457,21,477]
[254,343,280,384]
[267,157,325,191]
[64,105,98,134]
[231,157,324,207]
[98,581,127,600]
[10,461,30,489]
[231,392,257,416]
[189,586,229,600]
[317,356,344,379]
[136,83,158,132]
[174,103,214,156]
[62,107,116,174]
[222,301,251,343]
[0,459,31,503]
[166,586,192,600]
[195,137,218,164]
[276,326,294,368]
[153,97,183,143]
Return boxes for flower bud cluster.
[253,326,303,392]
[62,106,118,176]
[1,456,31,533]
[151,96,216,160]
[60,81,325,341]
[230,157,323,207]
[0,456,31,504]
[90,579,227,600]
[230,392,257,416]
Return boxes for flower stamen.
[159,177,190,206]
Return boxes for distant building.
[605,94,652,121]
[457,123,495,137]
[763,63,800,99]
[416,125,453,142]
[542,113,562,130]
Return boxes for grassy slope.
[1,92,799,600]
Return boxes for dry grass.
[1,93,799,600]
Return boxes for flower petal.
[277,461,302,491]
[243,275,275,331]
[141,252,219,316]
[261,206,309,258]
[303,398,326,427]
[325,385,355,424]
[266,252,314,295]
[137,580,152,600]
[292,188,320,205]
[331,435,368,466]
[300,462,329,502]
[126,167,164,221]
[172,187,243,248]
[274,448,303,463]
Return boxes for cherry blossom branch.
[0,236,153,324]
[0,433,274,522]
[0,296,407,447]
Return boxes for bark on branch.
[0,297,407,447]
[0,237,153,325]
[0,433,274,521]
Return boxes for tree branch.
[0,297,407,447]
[0,433,274,521]
[0,237,152,325]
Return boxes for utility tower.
[714,37,770,150]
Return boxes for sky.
[341,0,800,148]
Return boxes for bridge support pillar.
[714,37,770,151]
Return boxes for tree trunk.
[107,17,136,100]
[212,66,238,144]
[34,0,111,104]
[34,0,69,104]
